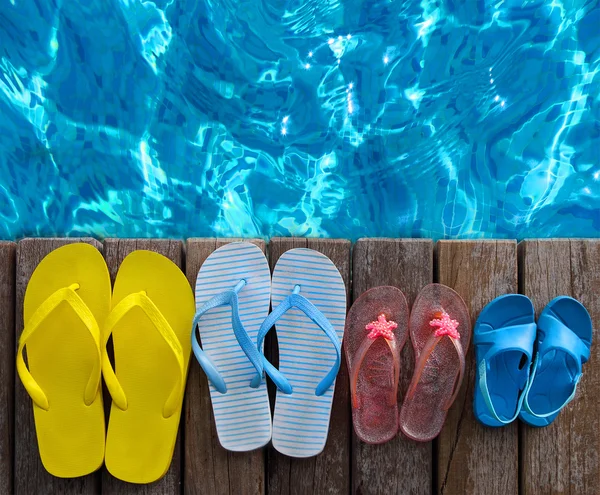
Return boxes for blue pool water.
[0,0,599,240]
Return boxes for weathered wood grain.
[14,238,102,495]
[0,242,16,495]
[519,239,600,495]
[266,238,351,495]
[101,239,184,495]
[184,238,266,495]
[436,240,518,495]
[351,238,433,495]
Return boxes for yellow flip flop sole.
[103,250,194,484]
[17,243,110,478]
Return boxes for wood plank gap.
[184,238,266,495]
[266,238,351,495]
[518,239,600,495]
[351,238,433,495]
[0,242,16,495]
[436,240,518,495]
[14,238,102,495]
[101,239,184,495]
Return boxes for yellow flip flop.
[17,243,110,478]
[103,250,194,484]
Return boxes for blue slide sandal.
[520,296,592,427]
[474,294,537,427]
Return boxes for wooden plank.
[519,239,600,495]
[184,238,266,495]
[266,238,351,495]
[0,242,16,495]
[14,238,102,494]
[351,238,433,495]
[101,239,184,494]
[436,240,518,495]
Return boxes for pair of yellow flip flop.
[16,243,194,483]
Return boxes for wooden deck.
[0,237,598,495]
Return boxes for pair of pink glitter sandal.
[344,284,471,444]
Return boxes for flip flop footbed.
[195,242,272,451]
[105,251,194,484]
[345,286,408,444]
[271,248,346,457]
[400,284,471,442]
[22,243,110,477]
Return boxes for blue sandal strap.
[247,305,293,393]
[475,322,536,423]
[191,311,227,393]
[474,322,537,356]
[521,313,588,418]
[478,358,529,424]
[537,314,590,364]
[250,285,341,396]
[522,353,582,418]
[191,280,263,394]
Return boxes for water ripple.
[0,0,598,240]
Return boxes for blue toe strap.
[537,314,590,364]
[191,280,264,394]
[191,311,227,393]
[476,322,537,424]
[250,286,341,396]
[474,323,537,354]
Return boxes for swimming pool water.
[0,0,599,240]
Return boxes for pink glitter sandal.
[345,286,409,444]
[399,284,470,442]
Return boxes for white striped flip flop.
[191,242,272,451]
[252,248,347,457]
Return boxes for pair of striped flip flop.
[191,242,346,457]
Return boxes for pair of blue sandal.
[474,294,592,427]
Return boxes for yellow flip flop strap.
[17,283,102,411]
[102,291,185,418]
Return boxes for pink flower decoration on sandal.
[366,314,397,340]
[429,311,460,339]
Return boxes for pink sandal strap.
[350,314,400,409]
[406,311,466,410]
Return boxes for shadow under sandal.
[519,296,592,427]
[399,283,471,442]
[473,294,537,427]
[345,286,409,444]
